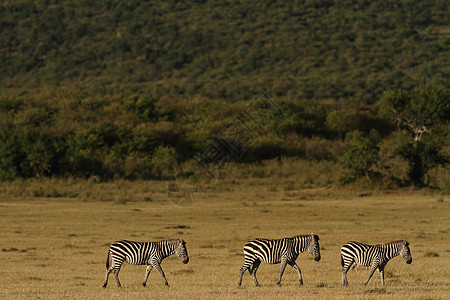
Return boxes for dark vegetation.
[0,1,449,190]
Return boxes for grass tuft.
[424,251,439,257]
[315,282,327,288]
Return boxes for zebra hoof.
[142,282,146,287]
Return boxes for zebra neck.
[294,236,309,253]
[158,240,177,258]
[382,243,400,259]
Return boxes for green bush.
[150,146,178,178]
[243,136,286,162]
[339,130,380,183]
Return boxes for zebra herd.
[102,234,412,288]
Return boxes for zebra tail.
[340,254,344,267]
[106,249,110,269]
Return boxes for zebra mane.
[290,234,308,239]
[365,240,407,248]
[386,240,408,246]
[163,238,186,245]
[291,234,319,241]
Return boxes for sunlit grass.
[0,178,449,299]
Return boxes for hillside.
[0,1,449,188]
[1,0,449,102]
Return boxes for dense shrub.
[0,89,447,191]
[339,130,381,183]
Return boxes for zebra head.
[308,233,321,262]
[400,240,412,264]
[175,238,189,264]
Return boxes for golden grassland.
[0,178,449,299]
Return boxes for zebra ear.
[178,238,185,245]
[403,240,409,246]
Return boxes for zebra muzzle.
[406,258,412,264]
[183,257,189,264]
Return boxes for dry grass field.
[0,178,449,299]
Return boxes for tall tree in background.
[378,85,449,186]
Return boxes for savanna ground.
[0,177,449,299]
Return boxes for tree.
[378,85,449,186]
[339,130,380,183]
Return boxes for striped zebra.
[238,233,321,286]
[102,238,189,288]
[341,240,412,286]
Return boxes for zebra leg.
[143,265,153,287]
[363,265,378,286]
[251,260,261,287]
[277,259,288,286]
[238,260,251,286]
[106,257,124,288]
[288,261,303,285]
[238,267,246,286]
[238,256,257,286]
[103,266,113,288]
[379,266,385,286]
[113,268,122,287]
[153,261,170,287]
[341,260,353,286]
[238,265,250,286]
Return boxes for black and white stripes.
[102,238,189,288]
[101,236,413,288]
[238,234,321,286]
[341,240,412,286]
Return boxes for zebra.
[102,238,189,288]
[341,240,412,286]
[238,233,321,286]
